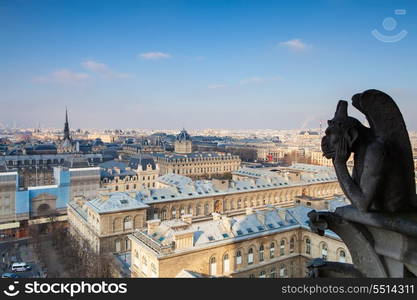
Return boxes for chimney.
[278,209,287,221]
[221,216,233,232]
[173,231,194,250]
[256,211,266,225]
[246,207,254,216]
[147,219,161,236]
[212,212,221,221]
[181,214,193,224]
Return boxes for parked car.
[1,273,20,278]
[11,262,31,272]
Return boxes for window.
[249,274,255,278]
[123,216,132,230]
[248,248,254,265]
[280,239,285,256]
[125,238,131,251]
[236,230,243,236]
[150,263,157,277]
[210,257,217,276]
[279,264,287,278]
[259,244,264,262]
[321,243,328,261]
[161,208,167,220]
[290,237,295,254]
[180,206,185,216]
[270,268,277,278]
[305,238,311,255]
[247,228,253,233]
[236,250,242,265]
[115,240,121,252]
[142,256,148,273]
[204,203,209,215]
[259,271,266,278]
[171,207,176,219]
[270,242,275,258]
[338,250,346,263]
[223,254,230,274]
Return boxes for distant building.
[100,157,159,192]
[0,153,102,188]
[57,109,78,153]
[174,129,192,154]
[0,165,100,235]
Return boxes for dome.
[176,129,191,141]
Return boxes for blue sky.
[1,0,417,130]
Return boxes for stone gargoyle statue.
[307,89,417,278]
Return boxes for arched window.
[248,248,254,265]
[123,216,132,230]
[115,239,121,252]
[125,238,131,251]
[204,203,209,215]
[161,208,167,220]
[338,249,346,263]
[305,238,311,255]
[223,254,230,274]
[259,244,264,262]
[321,243,328,260]
[188,205,193,215]
[171,207,177,219]
[196,203,201,216]
[180,206,185,216]
[280,239,286,256]
[210,257,217,276]
[237,199,242,209]
[290,237,295,253]
[142,256,148,273]
[279,264,287,278]
[270,242,275,258]
[236,250,242,265]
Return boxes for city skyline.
[1,0,417,130]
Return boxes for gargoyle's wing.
[352,89,409,142]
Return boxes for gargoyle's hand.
[321,136,335,159]
[334,137,350,164]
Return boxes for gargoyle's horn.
[333,100,348,120]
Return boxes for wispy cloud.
[34,69,90,84]
[239,76,280,85]
[208,84,228,89]
[139,52,172,60]
[81,60,128,78]
[279,39,312,52]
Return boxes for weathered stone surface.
[308,90,417,278]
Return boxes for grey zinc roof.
[138,203,344,254]
[86,192,149,213]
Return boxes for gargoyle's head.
[322,100,362,159]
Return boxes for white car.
[11,262,31,272]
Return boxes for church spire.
[64,108,70,140]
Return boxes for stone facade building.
[68,192,148,253]
[174,129,192,154]
[129,205,351,278]
[67,164,343,255]
[152,152,241,178]
[100,158,159,192]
